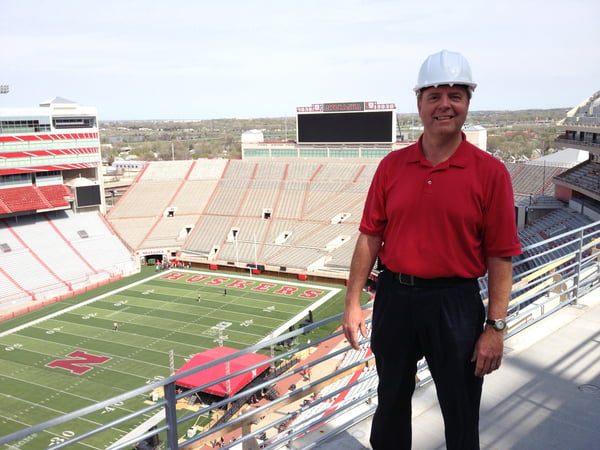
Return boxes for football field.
[0,269,343,449]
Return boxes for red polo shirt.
[360,134,522,279]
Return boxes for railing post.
[163,382,180,449]
[573,229,585,305]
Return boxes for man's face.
[417,85,470,137]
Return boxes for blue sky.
[2,0,598,120]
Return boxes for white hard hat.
[414,49,477,94]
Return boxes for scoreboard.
[296,101,396,144]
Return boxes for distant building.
[553,90,600,221]
[112,160,147,171]
[241,129,264,144]
[463,125,487,152]
[0,97,105,215]
[556,91,600,153]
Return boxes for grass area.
[0,267,365,449]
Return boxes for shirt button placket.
[425,177,433,193]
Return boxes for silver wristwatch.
[486,318,506,331]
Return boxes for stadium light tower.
[0,84,9,94]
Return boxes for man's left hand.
[471,327,504,376]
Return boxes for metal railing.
[1,221,599,450]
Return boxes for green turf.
[0,267,366,449]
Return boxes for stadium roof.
[39,96,78,106]
[527,148,589,168]
[175,347,271,397]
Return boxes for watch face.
[494,319,506,330]
[487,319,506,330]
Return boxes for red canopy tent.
[175,347,271,397]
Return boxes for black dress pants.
[370,270,485,450]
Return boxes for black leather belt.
[388,270,476,287]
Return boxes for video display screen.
[297,111,394,143]
[75,185,102,207]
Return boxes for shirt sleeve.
[482,165,522,257]
[359,160,388,236]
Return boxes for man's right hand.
[342,232,381,350]
[342,300,367,350]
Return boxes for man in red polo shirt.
[342,50,522,450]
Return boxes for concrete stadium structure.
[0,98,137,314]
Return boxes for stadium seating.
[0,184,73,215]
[555,160,600,196]
[291,326,375,429]
[485,207,600,291]
[0,186,51,213]
[101,158,582,277]
[176,160,379,272]
[106,160,229,254]
[508,164,565,199]
[0,211,137,305]
[138,160,193,181]
[37,184,73,207]
[2,156,584,309]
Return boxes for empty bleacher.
[0,211,137,308]
[170,179,219,215]
[0,186,51,213]
[0,268,30,304]
[277,181,309,220]
[493,207,600,286]
[203,183,248,216]
[106,160,228,252]
[107,216,157,250]
[37,184,73,207]
[291,325,375,430]
[99,157,595,278]
[323,241,357,272]
[141,215,197,248]
[175,159,581,274]
[55,213,135,274]
[510,164,565,198]
[0,184,73,215]
[176,160,381,272]
[555,160,600,196]
[238,179,281,217]
[187,159,228,180]
[105,159,373,271]
[284,161,323,181]
[311,163,365,182]
[138,160,193,181]
[182,215,236,258]
[109,181,181,218]
[1,247,64,297]
[9,214,93,283]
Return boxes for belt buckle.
[398,273,415,286]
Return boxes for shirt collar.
[409,132,470,168]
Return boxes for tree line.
[100,108,569,164]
